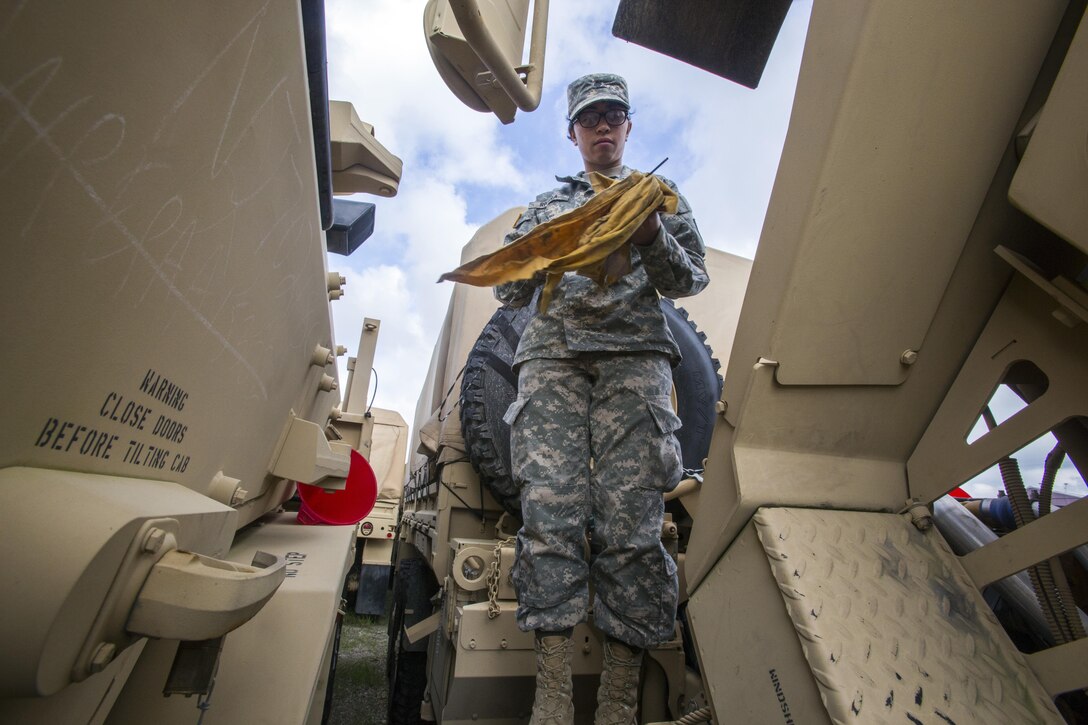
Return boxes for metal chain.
[486,537,514,619]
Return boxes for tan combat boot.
[594,639,642,725]
[529,634,575,725]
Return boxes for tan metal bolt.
[335,345,348,356]
[328,290,344,301]
[715,400,727,416]
[500,638,508,649]
[468,639,477,650]
[900,349,919,366]
[329,406,342,421]
[230,487,249,506]
[89,642,116,673]
[318,374,337,392]
[327,272,346,291]
[143,527,167,554]
[312,344,334,367]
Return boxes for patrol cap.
[566,73,630,121]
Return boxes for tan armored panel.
[1009,10,1088,255]
[0,0,358,709]
[0,0,344,527]
[687,0,1072,591]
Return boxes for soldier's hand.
[631,212,661,247]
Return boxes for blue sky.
[321,1,1081,503]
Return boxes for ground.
[327,611,389,725]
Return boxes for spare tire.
[460,299,722,514]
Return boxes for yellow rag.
[438,171,678,312]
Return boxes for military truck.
[390,0,1088,723]
[0,1,402,722]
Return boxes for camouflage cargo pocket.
[641,395,683,491]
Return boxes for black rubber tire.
[387,558,434,725]
[460,300,722,514]
[662,299,723,472]
[459,305,534,514]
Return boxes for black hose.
[1037,444,1086,640]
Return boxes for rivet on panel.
[207,471,243,506]
[89,642,116,673]
[143,527,167,554]
[312,344,334,367]
[468,639,477,649]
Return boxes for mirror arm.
[449,0,549,112]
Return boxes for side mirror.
[424,0,549,124]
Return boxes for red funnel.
[296,449,377,525]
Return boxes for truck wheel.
[387,558,434,725]
[461,300,722,514]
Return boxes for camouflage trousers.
[505,352,681,648]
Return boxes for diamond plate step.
[753,507,1062,724]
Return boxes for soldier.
[495,73,709,724]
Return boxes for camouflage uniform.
[497,161,709,648]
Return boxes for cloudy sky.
[321,1,1080,501]
[323,0,811,416]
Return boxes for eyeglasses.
[572,108,630,128]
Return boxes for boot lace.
[532,637,574,725]
[596,642,641,725]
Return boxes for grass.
[327,607,391,725]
